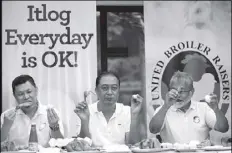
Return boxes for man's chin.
[173,101,185,108]
[104,100,116,105]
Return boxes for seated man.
[74,71,146,146]
[149,71,229,144]
[1,75,64,147]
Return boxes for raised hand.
[205,93,219,111]
[74,101,90,121]
[47,108,60,127]
[3,110,16,128]
[165,89,178,108]
[131,94,143,115]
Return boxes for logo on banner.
[151,41,230,114]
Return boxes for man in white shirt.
[74,71,145,146]
[149,71,229,144]
[1,75,64,147]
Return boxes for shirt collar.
[91,101,99,113]
[92,101,123,115]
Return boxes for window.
[97,6,145,106]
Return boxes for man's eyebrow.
[100,84,108,86]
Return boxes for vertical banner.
[144,1,231,143]
[2,1,97,137]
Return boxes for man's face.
[169,80,194,109]
[14,81,38,111]
[95,75,119,106]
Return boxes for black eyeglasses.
[170,88,192,95]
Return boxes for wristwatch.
[49,124,60,131]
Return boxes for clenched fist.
[205,93,219,111]
[131,94,143,115]
[3,110,16,129]
[164,89,179,108]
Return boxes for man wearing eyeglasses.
[149,71,228,144]
[74,71,145,146]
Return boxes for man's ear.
[191,88,195,96]
[95,87,100,100]
[13,92,16,99]
[95,87,98,95]
[35,87,38,96]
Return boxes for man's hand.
[197,139,211,148]
[74,101,91,138]
[164,89,178,108]
[3,110,16,128]
[205,93,219,111]
[131,94,143,115]
[74,101,90,121]
[47,108,60,127]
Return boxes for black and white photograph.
[1,1,231,153]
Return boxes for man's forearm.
[50,129,64,139]
[79,120,91,138]
[128,114,142,144]
[213,108,229,133]
[149,105,169,134]
[1,123,11,142]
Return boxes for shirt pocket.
[115,119,127,134]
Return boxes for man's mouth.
[176,99,183,103]
[105,97,114,101]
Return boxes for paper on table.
[103,144,131,152]
[37,146,60,153]
[203,145,231,151]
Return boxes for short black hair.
[96,71,120,87]
[12,74,37,94]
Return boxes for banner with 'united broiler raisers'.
[144,1,231,143]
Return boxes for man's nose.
[107,88,113,94]
[23,93,30,99]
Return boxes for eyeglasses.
[170,88,192,95]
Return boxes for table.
[2,150,232,153]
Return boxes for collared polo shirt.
[1,104,64,147]
[88,102,131,146]
[154,101,216,143]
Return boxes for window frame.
[97,6,143,74]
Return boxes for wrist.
[163,103,171,110]
[81,119,89,125]
[49,123,60,131]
